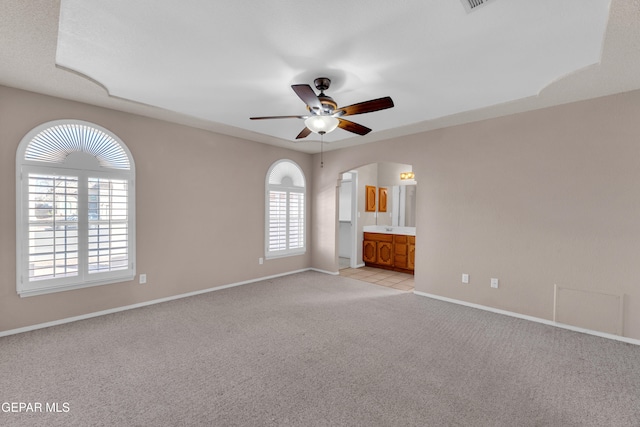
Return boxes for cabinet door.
[365,186,376,212]
[377,241,393,266]
[363,240,377,263]
[408,244,415,270]
[378,187,388,212]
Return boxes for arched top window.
[16,120,136,297]
[265,160,306,259]
[268,159,305,187]
[18,120,133,171]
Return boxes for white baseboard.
[0,268,316,338]
[310,268,339,276]
[413,290,640,346]
[13,271,631,346]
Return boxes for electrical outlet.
[491,278,499,289]
[462,274,469,284]
[259,257,264,265]
[139,274,147,284]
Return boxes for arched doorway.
[337,162,417,291]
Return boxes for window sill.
[265,250,306,260]
[18,274,135,298]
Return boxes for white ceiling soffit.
[55,0,610,146]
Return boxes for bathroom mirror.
[390,184,416,227]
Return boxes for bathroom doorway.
[337,162,417,274]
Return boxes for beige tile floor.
[339,266,415,292]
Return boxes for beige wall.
[0,85,312,332]
[3,84,640,341]
[377,161,412,188]
[311,89,640,340]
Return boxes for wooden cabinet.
[378,187,388,212]
[365,185,388,213]
[364,232,393,265]
[363,239,377,263]
[365,186,376,212]
[377,241,393,266]
[363,232,415,274]
[408,236,415,270]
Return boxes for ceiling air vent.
[460,0,497,13]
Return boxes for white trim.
[264,249,306,260]
[310,268,339,276]
[350,174,359,268]
[413,290,640,346]
[0,268,322,338]
[12,270,635,347]
[18,274,135,298]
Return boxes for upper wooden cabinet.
[378,187,388,212]
[365,185,377,212]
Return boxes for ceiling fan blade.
[291,84,323,113]
[250,115,308,120]
[336,96,394,117]
[337,118,371,136]
[295,127,312,139]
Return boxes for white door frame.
[349,171,359,268]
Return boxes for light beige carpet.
[1,271,639,426]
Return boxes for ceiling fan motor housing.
[318,96,337,114]
[312,78,336,114]
[314,77,331,92]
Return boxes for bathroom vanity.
[363,226,415,274]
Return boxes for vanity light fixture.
[400,171,415,180]
[304,115,339,135]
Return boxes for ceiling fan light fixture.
[304,115,339,135]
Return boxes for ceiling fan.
[250,77,394,140]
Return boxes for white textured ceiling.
[2,0,640,153]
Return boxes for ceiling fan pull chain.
[320,134,324,168]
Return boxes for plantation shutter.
[27,173,79,281]
[88,177,129,273]
[268,190,287,252]
[288,191,304,250]
[265,160,306,258]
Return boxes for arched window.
[265,160,306,258]
[16,120,135,297]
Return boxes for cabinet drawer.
[364,232,393,242]
[394,235,408,244]
[394,255,408,269]
[394,243,408,256]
